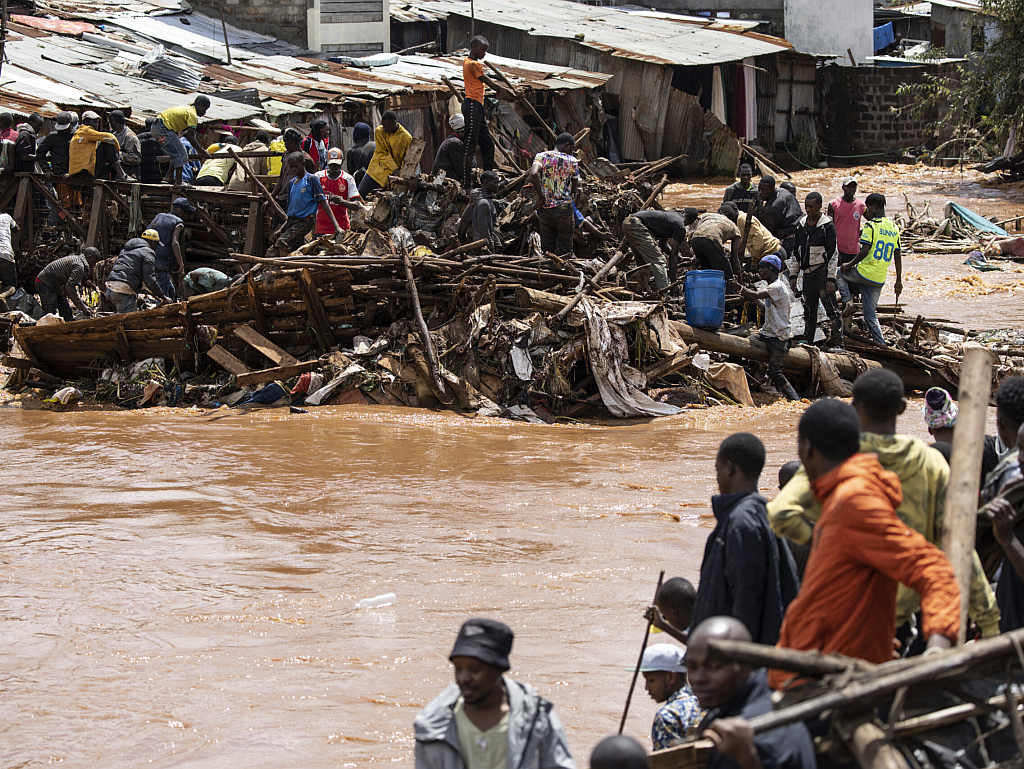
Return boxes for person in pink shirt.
[828,177,866,303]
[0,112,18,142]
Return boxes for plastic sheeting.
[579,297,681,418]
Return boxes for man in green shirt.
[414,619,575,769]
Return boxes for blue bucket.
[685,269,726,330]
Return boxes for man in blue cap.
[148,197,194,300]
[740,254,800,401]
[414,618,575,769]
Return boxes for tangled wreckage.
[3,161,1024,417]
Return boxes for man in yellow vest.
[841,192,901,346]
[357,111,412,197]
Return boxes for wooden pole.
[837,718,909,769]
[0,0,7,82]
[941,342,995,643]
[619,571,664,734]
[220,10,232,66]
[402,249,448,401]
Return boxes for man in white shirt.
[740,254,800,401]
[0,212,19,297]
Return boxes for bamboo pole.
[941,342,995,643]
[619,571,664,734]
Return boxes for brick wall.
[821,63,952,156]
[194,0,309,48]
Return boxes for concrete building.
[929,0,999,56]
[195,0,391,56]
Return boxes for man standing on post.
[722,163,756,213]
[314,148,361,236]
[148,197,193,301]
[770,399,960,688]
[414,618,575,769]
[691,433,800,645]
[528,133,579,256]
[828,177,866,304]
[623,208,691,295]
[153,96,211,184]
[462,36,513,189]
[842,193,901,347]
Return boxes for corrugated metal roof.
[393,0,791,65]
[32,0,189,20]
[927,0,985,11]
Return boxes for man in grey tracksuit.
[413,618,576,769]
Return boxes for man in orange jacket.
[770,398,960,691]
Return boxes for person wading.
[691,433,799,645]
[413,618,575,769]
[770,398,960,688]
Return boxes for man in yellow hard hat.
[104,229,171,313]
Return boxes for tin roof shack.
[929,0,1000,56]
[392,0,811,172]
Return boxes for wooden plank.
[206,344,250,375]
[398,137,426,178]
[246,271,267,332]
[233,323,299,366]
[244,199,265,257]
[85,183,105,249]
[194,204,233,247]
[299,268,334,348]
[29,177,87,238]
[1,355,34,370]
[12,177,32,251]
[235,359,319,387]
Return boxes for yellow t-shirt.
[856,216,900,285]
[268,138,286,177]
[453,698,509,769]
[159,105,199,134]
[197,143,236,184]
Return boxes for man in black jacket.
[755,175,802,261]
[14,113,42,173]
[688,617,815,769]
[104,230,170,313]
[690,433,799,645]
[790,191,842,348]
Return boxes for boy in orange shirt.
[462,35,516,188]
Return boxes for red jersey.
[315,169,359,233]
[830,196,866,255]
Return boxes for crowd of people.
[414,370,1024,769]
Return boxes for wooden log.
[13,177,32,251]
[402,250,449,402]
[234,360,319,387]
[299,268,334,348]
[942,343,995,643]
[233,323,299,366]
[227,146,287,221]
[85,183,105,249]
[706,638,876,677]
[837,717,909,769]
[399,138,427,178]
[1,355,33,370]
[193,204,233,248]
[207,344,250,375]
[244,199,265,257]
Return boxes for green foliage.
[898,0,1023,152]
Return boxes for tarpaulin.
[946,201,1010,236]
[873,22,895,52]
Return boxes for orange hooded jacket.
[770,453,960,690]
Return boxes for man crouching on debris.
[528,133,580,256]
[413,618,575,769]
[272,152,328,256]
[104,229,171,313]
[739,255,800,401]
[687,616,815,769]
[770,399,960,690]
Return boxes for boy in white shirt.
[740,254,800,401]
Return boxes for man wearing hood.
[346,121,375,184]
[413,618,575,769]
[790,191,842,348]
[14,113,42,173]
[770,398,960,688]
[433,113,466,178]
[105,229,169,313]
[768,369,1000,642]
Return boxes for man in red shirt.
[461,35,516,189]
[828,177,866,304]
[314,147,361,235]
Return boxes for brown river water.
[3,164,1023,768]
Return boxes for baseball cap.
[639,643,687,673]
[172,196,195,213]
[449,112,465,131]
[54,111,74,131]
[326,147,344,165]
[81,110,101,121]
[449,618,514,672]
[141,228,162,243]
[841,177,858,188]
[760,254,784,272]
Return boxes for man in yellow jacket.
[769,369,1001,642]
[357,111,412,197]
[69,111,124,180]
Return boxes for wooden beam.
[86,183,105,249]
[399,137,427,178]
[29,176,87,238]
[299,268,334,348]
[206,344,250,375]
[244,198,265,257]
[235,359,319,387]
[12,176,31,251]
[232,323,298,366]
[1,354,33,370]
[245,271,267,332]
[193,204,233,248]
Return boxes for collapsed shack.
[649,632,1024,769]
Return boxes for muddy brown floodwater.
[3,164,1023,768]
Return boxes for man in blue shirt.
[273,151,327,256]
[148,197,194,300]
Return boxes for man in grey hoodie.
[414,618,576,769]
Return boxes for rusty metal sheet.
[10,14,99,35]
